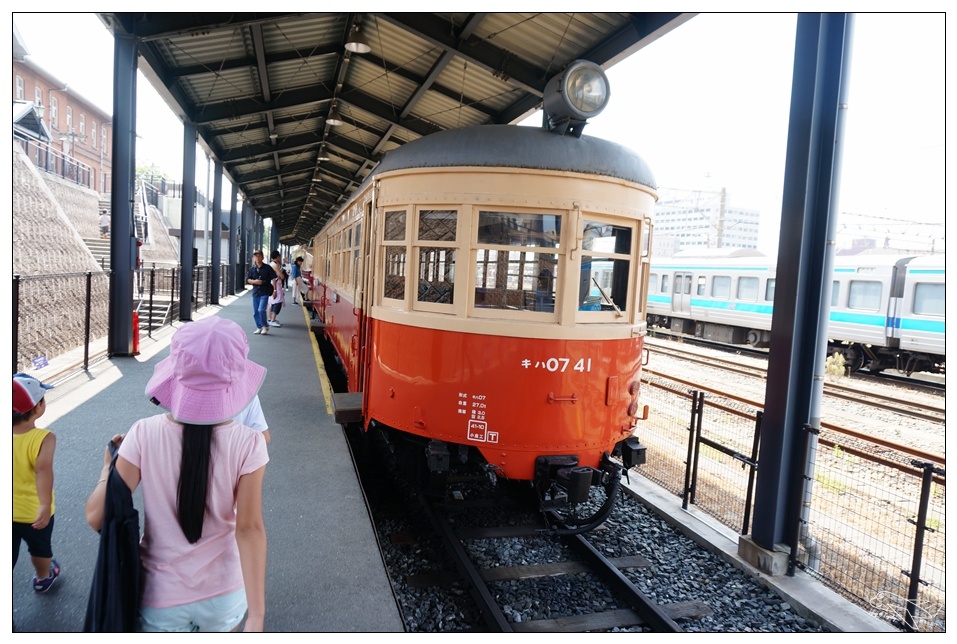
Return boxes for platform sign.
[31,355,48,370]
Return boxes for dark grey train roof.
[371,124,657,189]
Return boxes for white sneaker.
[254,328,262,334]
[261,326,269,335]
[268,320,282,327]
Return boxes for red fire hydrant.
[132,311,140,355]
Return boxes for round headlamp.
[543,59,611,123]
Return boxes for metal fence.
[635,372,945,632]
[14,133,94,190]
[14,264,239,379]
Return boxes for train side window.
[696,276,706,296]
[711,275,731,299]
[474,211,562,314]
[736,276,758,301]
[913,283,945,316]
[382,210,407,302]
[578,220,632,319]
[661,274,669,294]
[649,273,658,293]
[765,278,775,302]
[847,280,882,310]
[415,209,457,307]
[830,280,841,307]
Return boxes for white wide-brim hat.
[146,317,266,424]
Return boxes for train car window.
[473,211,561,314]
[418,209,457,242]
[736,277,759,301]
[682,275,692,295]
[848,280,882,310]
[830,280,841,307]
[649,273,658,293]
[578,220,632,317]
[415,210,458,306]
[765,278,775,302]
[382,210,408,302]
[696,276,706,296]
[384,210,407,241]
[711,276,731,299]
[913,283,945,316]
[477,212,562,248]
[661,274,670,294]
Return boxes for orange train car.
[306,61,656,532]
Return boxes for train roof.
[369,124,658,190]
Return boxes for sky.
[10,11,948,256]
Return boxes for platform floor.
[11,290,404,633]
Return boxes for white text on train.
[520,358,592,372]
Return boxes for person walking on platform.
[290,256,304,305]
[266,250,285,328]
[246,251,276,335]
[13,373,61,594]
[86,317,269,632]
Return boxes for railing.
[14,263,239,380]
[14,133,94,190]
[635,374,945,632]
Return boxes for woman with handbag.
[85,317,269,632]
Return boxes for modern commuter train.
[303,61,655,532]
[646,253,945,375]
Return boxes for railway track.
[646,339,945,424]
[414,490,699,633]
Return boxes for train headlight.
[543,59,610,137]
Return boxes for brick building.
[13,22,112,194]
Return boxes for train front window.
[478,212,561,248]
[473,211,562,314]
[577,219,632,319]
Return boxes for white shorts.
[138,588,248,632]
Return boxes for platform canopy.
[98,12,692,243]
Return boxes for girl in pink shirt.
[86,317,268,632]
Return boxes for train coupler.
[535,455,600,509]
[614,436,646,470]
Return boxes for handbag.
[84,441,141,632]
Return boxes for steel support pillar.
[751,13,854,554]
[107,32,137,356]
[211,160,223,304]
[179,124,197,321]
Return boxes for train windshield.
[474,211,562,313]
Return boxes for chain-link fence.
[635,372,945,632]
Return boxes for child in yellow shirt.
[13,373,60,593]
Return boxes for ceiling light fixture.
[326,103,344,127]
[344,22,371,54]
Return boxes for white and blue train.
[645,253,945,375]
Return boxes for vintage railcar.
[303,61,656,532]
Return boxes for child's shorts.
[13,516,55,566]
[138,588,248,632]
[270,302,283,315]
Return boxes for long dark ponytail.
[178,423,213,543]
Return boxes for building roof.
[98,12,693,243]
